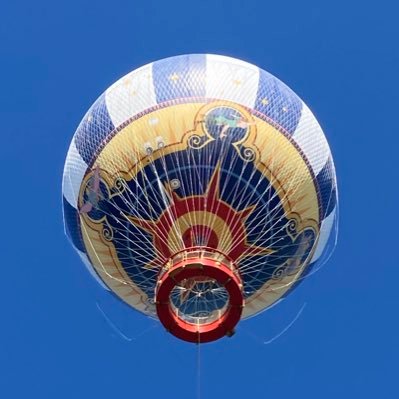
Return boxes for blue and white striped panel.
[291,101,337,266]
[63,130,111,291]
[63,196,85,252]
[254,68,302,135]
[310,206,337,264]
[63,195,111,291]
[292,103,331,177]
[71,55,310,174]
[292,101,337,228]
[205,54,260,109]
[74,94,115,166]
[152,54,207,103]
[310,155,337,266]
[105,62,157,128]
[62,139,88,209]
[315,156,337,220]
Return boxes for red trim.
[156,253,243,343]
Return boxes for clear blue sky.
[1,0,398,398]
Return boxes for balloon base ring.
[155,248,244,343]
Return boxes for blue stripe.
[63,196,86,253]
[316,157,337,220]
[74,94,115,165]
[152,54,206,103]
[254,69,302,135]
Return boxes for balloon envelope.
[62,54,337,341]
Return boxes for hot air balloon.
[62,54,337,343]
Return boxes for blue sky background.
[1,0,398,397]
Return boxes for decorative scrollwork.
[272,264,287,280]
[287,218,298,235]
[146,297,155,305]
[144,296,156,314]
[114,177,127,194]
[236,145,256,162]
[102,221,114,241]
[188,133,207,149]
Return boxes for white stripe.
[292,103,330,176]
[311,207,337,263]
[105,63,157,128]
[62,140,88,209]
[206,54,259,108]
[77,249,110,291]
